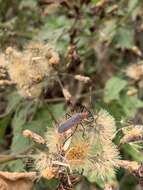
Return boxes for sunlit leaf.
[115,27,134,49]
[120,95,143,117]
[104,77,127,103]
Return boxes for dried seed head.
[131,46,142,57]
[41,166,57,179]
[88,140,120,180]
[120,128,143,144]
[74,75,91,83]
[34,151,61,180]
[127,89,138,96]
[5,42,59,98]
[23,130,45,144]
[95,109,116,140]
[45,128,65,153]
[32,109,120,183]
[126,64,143,80]
[65,141,90,169]
[118,160,139,172]
[82,109,120,180]
[34,152,49,173]
[48,50,60,65]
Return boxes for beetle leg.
[84,119,94,127]
[63,126,78,146]
[80,123,86,138]
[67,173,72,186]
[65,113,72,120]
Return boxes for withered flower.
[5,42,60,98]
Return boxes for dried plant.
[126,63,143,81]
[26,109,120,187]
[0,42,60,98]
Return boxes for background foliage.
[0,0,143,189]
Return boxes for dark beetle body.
[58,112,87,133]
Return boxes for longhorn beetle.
[58,105,94,134]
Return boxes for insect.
[58,108,93,134]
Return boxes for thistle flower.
[65,121,119,180]
[89,140,120,179]
[5,42,60,98]
[82,109,120,180]
[34,152,49,173]
[32,109,120,183]
[45,128,63,153]
[40,166,57,179]
[94,109,116,140]
[44,127,72,153]
[34,152,58,179]
[65,135,90,170]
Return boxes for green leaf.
[0,115,11,139]
[120,95,143,117]
[11,101,38,154]
[34,178,58,190]
[128,0,140,19]
[0,91,22,118]
[8,160,26,172]
[99,19,117,43]
[91,0,101,4]
[47,103,65,120]
[11,102,64,154]
[10,102,64,171]
[114,27,134,49]
[128,0,139,12]
[104,77,127,103]
[123,144,143,162]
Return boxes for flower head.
[94,109,116,140]
[65,138,90,169]
[45,127,65,153]
[34,152,58,179]
[33,109,120,183]
[5,42,59,98]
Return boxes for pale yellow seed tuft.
[45,128,64,152]
[126,64,143,80]
[95,109,116,140]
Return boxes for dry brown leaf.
[0,172,36,190]
[23,129,45,144]
[120,128,143,144]
[117,160,139,172]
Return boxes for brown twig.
[0,154,28,164]
[0,145,34,164]
[44,89,103,103]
